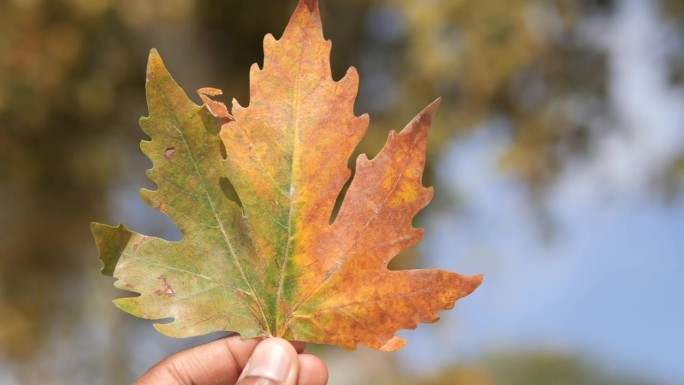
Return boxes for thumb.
[237,338,299,385]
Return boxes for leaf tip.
[285,0,322,38]
[471,273,485,288]
[299,0,319,13]
[402,98,441,139]
[146,48,167,79]
[147,48,161,66]
[457,273,484,299]
[379,336,406,352]
[422,97,442,119]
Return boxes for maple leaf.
[91,0,482,351]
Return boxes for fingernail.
[239,340,290,383]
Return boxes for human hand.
[134,335,328,385]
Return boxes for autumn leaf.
[91,0,482,351]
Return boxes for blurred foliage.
[665,154,684,198]
[0,0,144,358]
[335,350,655,385]
[0,0,682,382]
[393,0,611,197]
[413,351,655,385]
[482,351,652,385]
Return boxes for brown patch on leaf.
[154,275,175,297]
[164,147,175,160]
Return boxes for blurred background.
[1,0,683,383]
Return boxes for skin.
[135,336,328,385]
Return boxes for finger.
[291,341,307,354]
[135,334,259,385]
[237,338,299,385]
[297,354,328,385]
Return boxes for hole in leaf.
[387,244,419,271]
[150,317,175,325]
[220,177,243,209]
[329,168,353,225]
[203,111,221,135]
[219,139,227,159]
